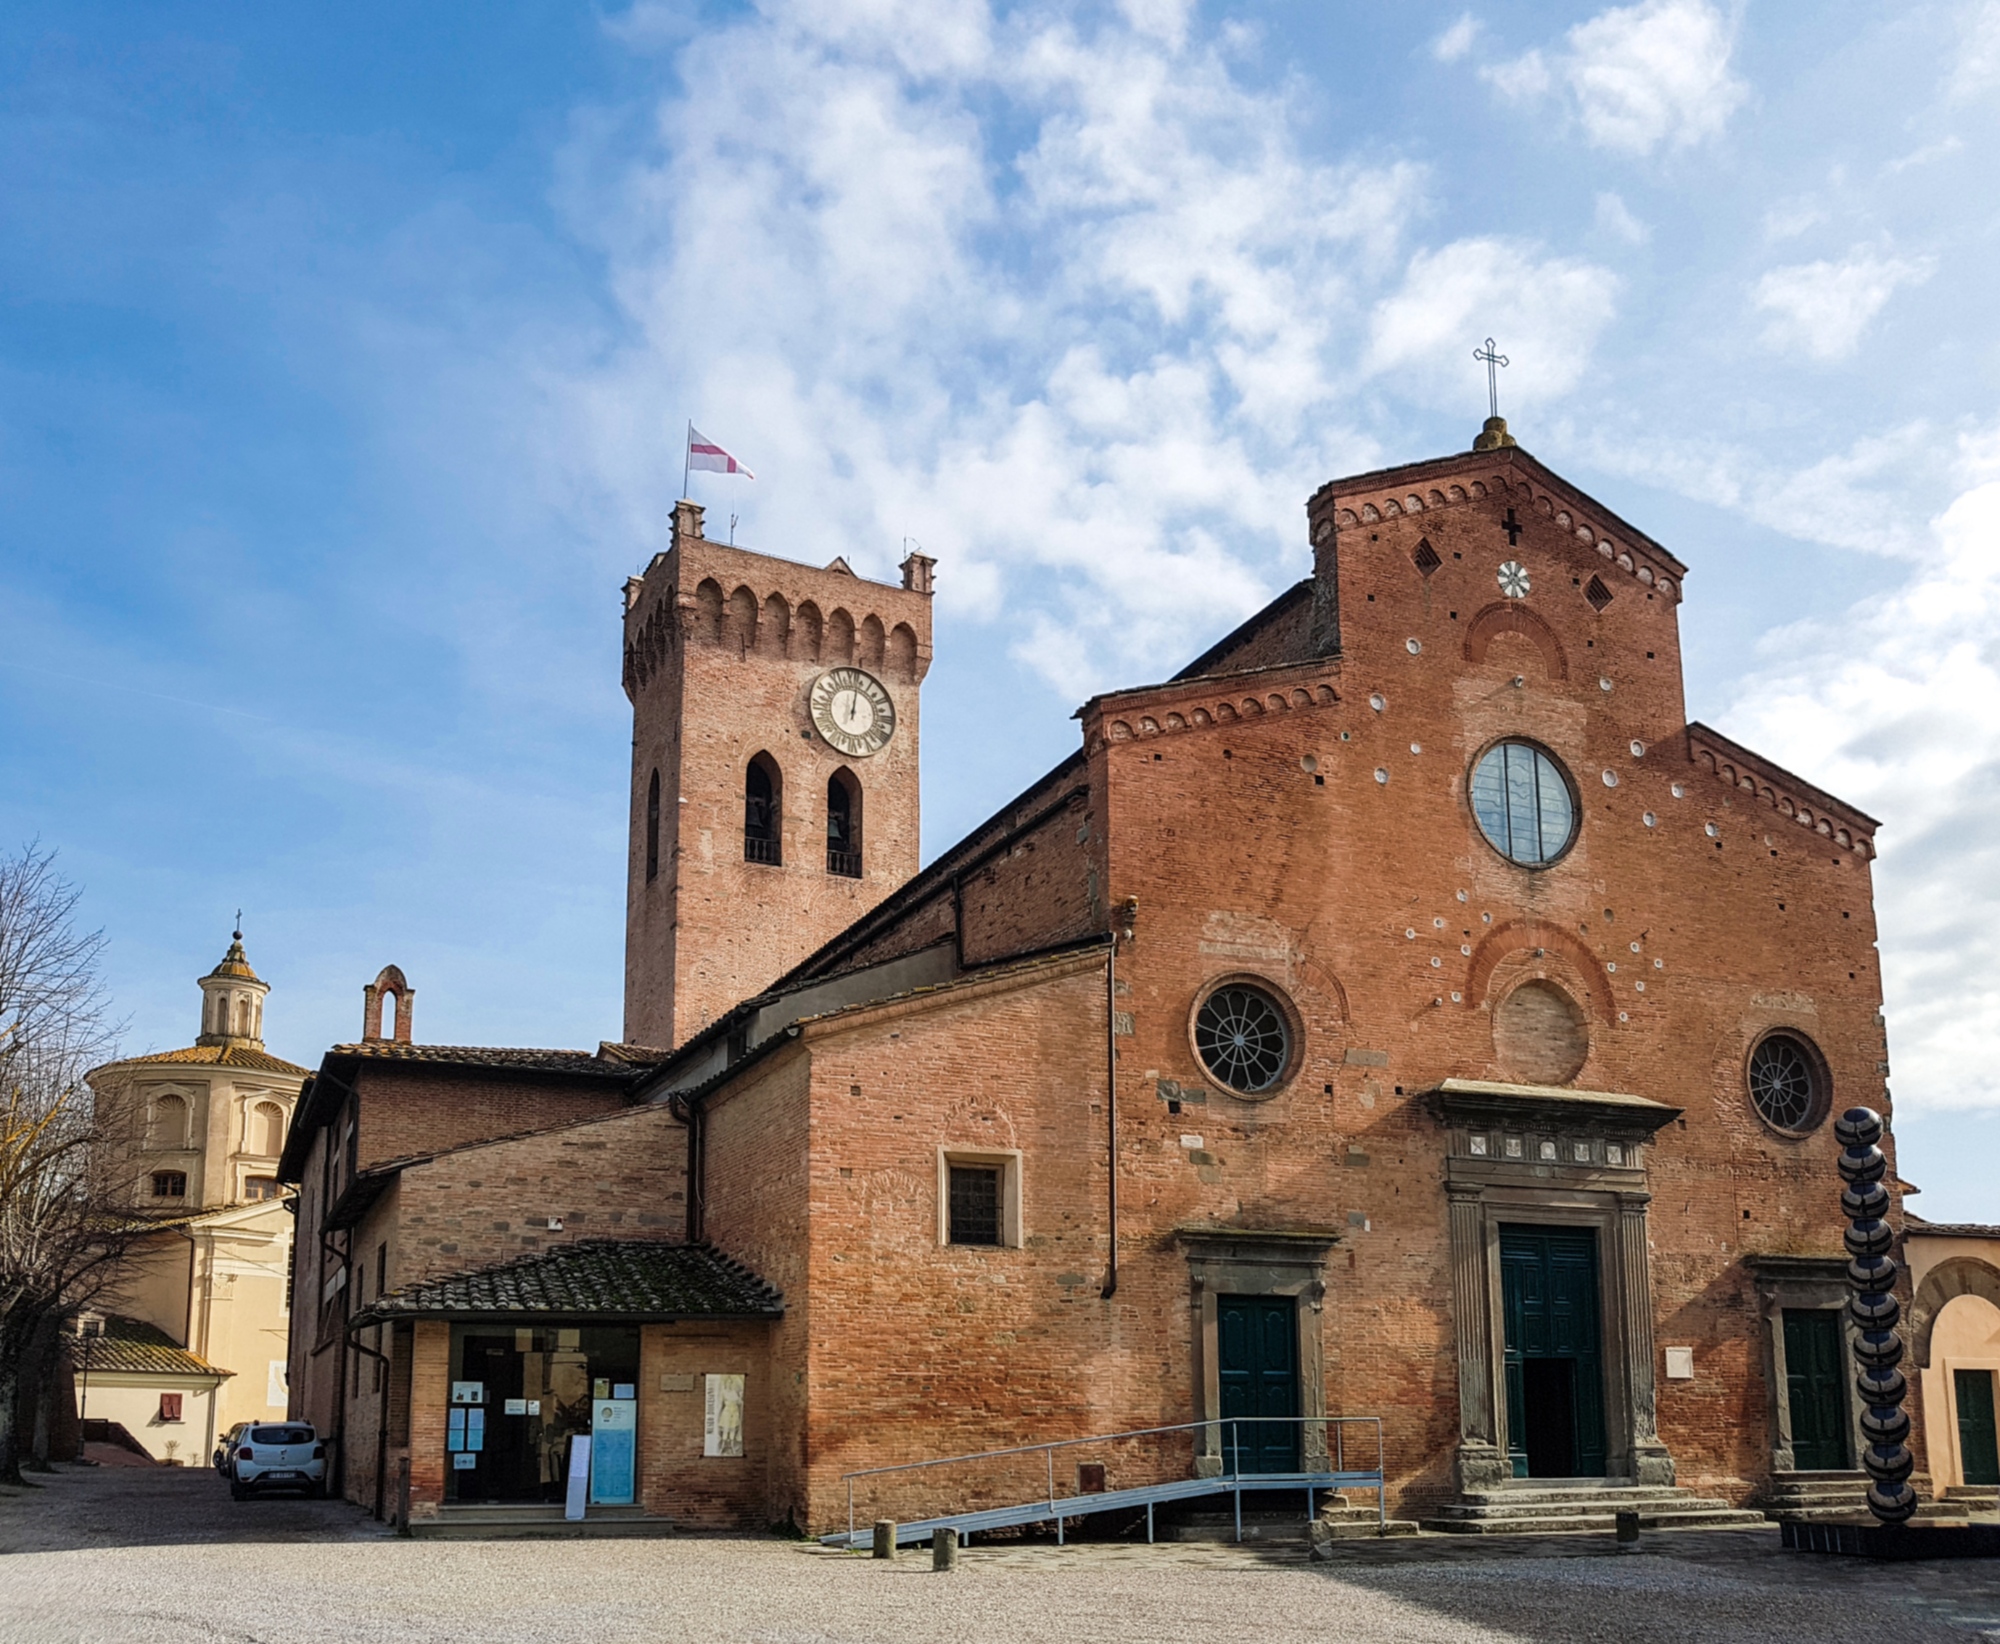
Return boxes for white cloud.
[1432,13,1481,64]
[1594,190,1650,244]
[1754,247,1935,361]
[1719,481,2000,1113]
[1951,0,2000,99]
[549,2,1485,700]
[1363,237,1620,411]
[1481,0,1747,156]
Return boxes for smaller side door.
[1954,1369,2000,1488]
[1782,1309,1848,1471]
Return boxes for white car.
[228,1423,327,1500]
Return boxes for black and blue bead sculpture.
[1836,1106,1917,1527]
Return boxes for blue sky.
[5,0,2000,1215]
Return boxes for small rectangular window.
[159,1393,183,1423]
[948,1166,1002,1247]
[150,1171,187,1198]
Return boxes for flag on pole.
[687,426,754,479]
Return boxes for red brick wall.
[623,513,934,1046]
[699,1047,812,1525]
[355,1067,630,1173]
[637,1321,774,1529]
[384,1101,688,1288]
[404,1320,451,1519]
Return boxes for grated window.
[1585,576,1613,612]
[1194,984,1292,1094]
[1749,1034,1826,1133]
[1413,538,1442,576]
[948,1166,1001,1246]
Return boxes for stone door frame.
[1433,1080,1683,1494]
[1176,1228,1339,1475]
[1447,1181,1671,1489]
[1745,1255,1865,1478]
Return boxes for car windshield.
[250,1426,313,1445]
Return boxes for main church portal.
[1501,1226,1608,1478]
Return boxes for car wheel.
[230,1479,250,1502]
[308,1480,327,1500]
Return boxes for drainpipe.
[1102,901,1136,1300]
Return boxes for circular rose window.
[1193,984,1293,1095]
[1470,740,1578,867]
[1748,1033,1828,1134]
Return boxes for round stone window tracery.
[1747,1031,1829,1135]
[1192,981,1296,1097]
[1470,740,1578,868]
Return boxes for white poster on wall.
[703,1374,745,1457]
[267,1360,289,1407]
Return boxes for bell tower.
[620,501,934,1049]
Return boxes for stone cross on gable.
[1474,338,1509,420]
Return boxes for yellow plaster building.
[83,934,308,1462]
[1909,1217,2000,1503]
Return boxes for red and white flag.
[687,426,754,478]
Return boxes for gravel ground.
[6,1464,2000,1643]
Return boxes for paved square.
[6,1466,2000,1643]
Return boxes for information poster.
[704,1374,745,1458]
[590,1398,637,1506]
[564,1435,591,1521]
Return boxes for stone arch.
[826,608,856,665]
[1910,1257,2000,1368]
[1463,601,1569,681]
[859,613,886,669]
[886,622,918,682]
[363,964,414,1043]
[760,592,791,656]
[1467,921,1615,1025]
[725,585,759,653]
[794,601,824,662]
[693,579,724,646]
[826,766,862,875]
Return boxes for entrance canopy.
[350,1239,784,1328]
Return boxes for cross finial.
[1473,337,1509,420]
[233,909,243,941]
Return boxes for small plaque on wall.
[1664,1346,1695,1381]
[660,1373,695,1392]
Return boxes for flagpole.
[682,420,692,505]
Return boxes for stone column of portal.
[1616,1191,1675,1486]
[1447,1186,1505,1490]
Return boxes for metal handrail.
[842,1414,1385,1548]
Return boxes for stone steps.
[1762,1471,1969,1522]
[409,1502,677,1540]
[1422,1483,1766,1536]
[1162,1499,1420,1543]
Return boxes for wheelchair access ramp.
[819,1416,1385,1549]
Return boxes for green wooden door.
[1783,1310,1848,1471]
[1955,1369,2000,1487]
[1500,1226,1607,1478]
[1217,1295,1299,1473]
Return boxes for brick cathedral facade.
[284,429,1921,1533]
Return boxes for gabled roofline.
[1170,578,1314,681]
[1685,720,1882,840]
[1308,445,1687,578]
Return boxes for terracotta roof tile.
[353,1240,783,1324]
[331,1043,639,1076]
[77,1315,230,1379]
[93,1043,311,1077]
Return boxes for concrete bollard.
[933,1527,959,1570]
[872,1519,897,1559]
[1614,1509,1640,1550]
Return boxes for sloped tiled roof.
[206,936,262,983]
[92,1042,310,1077]
[77,1315,231,1380]
[353,1240,783,1325]
[330,1042,641,1076]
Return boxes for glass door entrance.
[446,1325,640,1503]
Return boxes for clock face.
[809,668,896,757]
